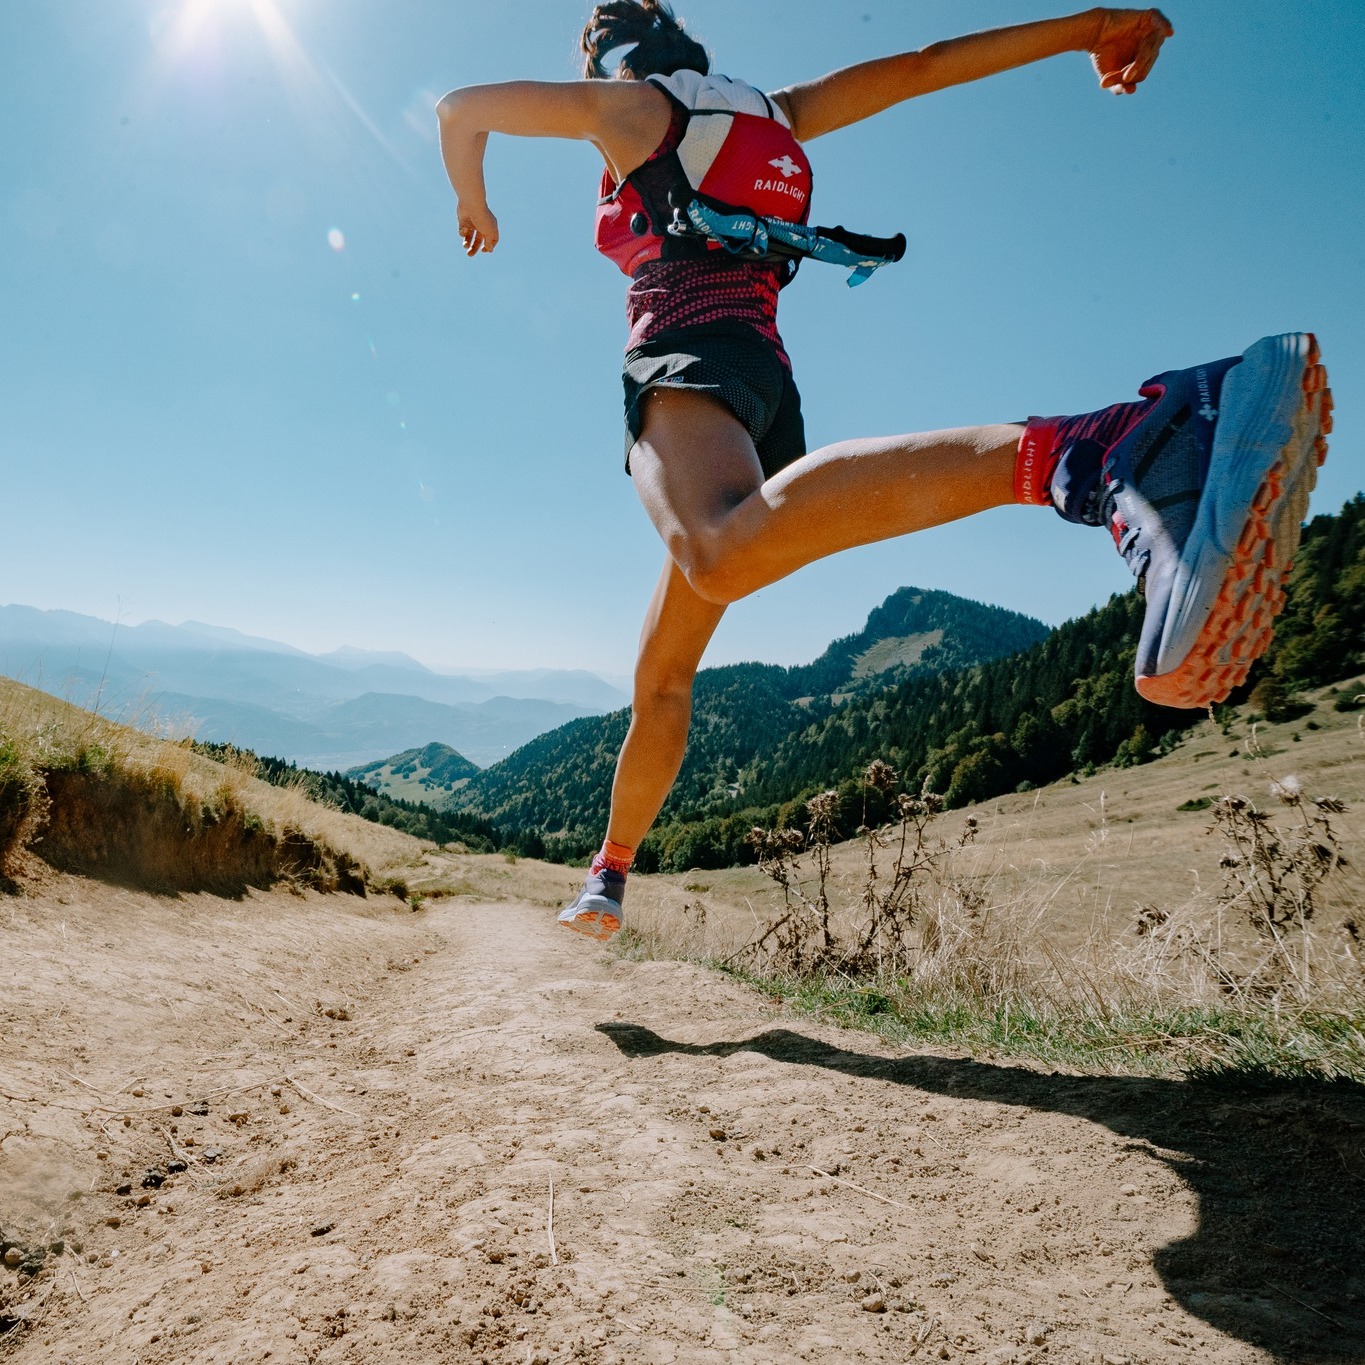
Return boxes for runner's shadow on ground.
[597,1022,1365,1363]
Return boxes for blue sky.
[2,0,1361,676]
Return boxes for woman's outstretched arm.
[436,80,670,256]
[771,8,1173,142]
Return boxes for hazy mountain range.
[0,605,629,770]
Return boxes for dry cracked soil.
[2,871,1363,1364]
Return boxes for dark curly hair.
[580,0,709,81]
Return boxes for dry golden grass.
[609,682,1365,1077]
[615,681,1365,957]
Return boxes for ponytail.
[580,0,709,81]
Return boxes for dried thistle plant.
[848,767,980,975]
[744,798,835,972]
[1206,780,1351,998]
[741,761,980,976]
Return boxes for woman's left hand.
[458,199,500,257]
[1088,8,1174,94]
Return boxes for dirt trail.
[2,873,1362,1364]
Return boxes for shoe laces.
[1100,477,1151,593]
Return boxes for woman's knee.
[670,529,750,604]
[632,651,695,711]
[632,627,710,718]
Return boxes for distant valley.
[0,607,628,770]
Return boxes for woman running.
[437,3,1332,940]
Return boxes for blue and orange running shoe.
[1025,333,1332,709]
[556,867,625,941]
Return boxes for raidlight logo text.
[1196,367,1218,422]
[752,179,807,202]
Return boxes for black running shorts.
[621,323,806,480]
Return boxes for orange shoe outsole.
[1135,335,1331,710]
[558,909,622,942]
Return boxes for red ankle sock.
[591,839,634,877]
[1015,398,1151,509]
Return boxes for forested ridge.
[783,586,1048,697]
[447,589,1049,859]
[631,590,1188,872]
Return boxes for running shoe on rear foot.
[557,868,625,941]
[1070,333,1330,709]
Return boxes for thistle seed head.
[863,759,898,792]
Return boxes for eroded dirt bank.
[2,875,1362,1363]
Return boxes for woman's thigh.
[627,386,765,567]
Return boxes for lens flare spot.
[350,292,361,302]
[327,227,345,251]
[419,482,434,503]
[386,391,401,407]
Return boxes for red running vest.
[595,71,814,279]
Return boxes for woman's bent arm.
[772,8,1173,141]
[436,80,671,255]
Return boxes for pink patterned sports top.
[623,258,785,358]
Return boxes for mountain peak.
[785,585,1050,698]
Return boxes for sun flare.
[146,0,411,174]
[159,0,296,61]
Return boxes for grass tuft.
[0,736,47,878]
[718,964,1365,1080]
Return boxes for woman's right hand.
[1088,8,1174,95]
[458,200,500,256]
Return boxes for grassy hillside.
[0,679,420,895]
[347,740,482,804]
[191,742,511,855]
